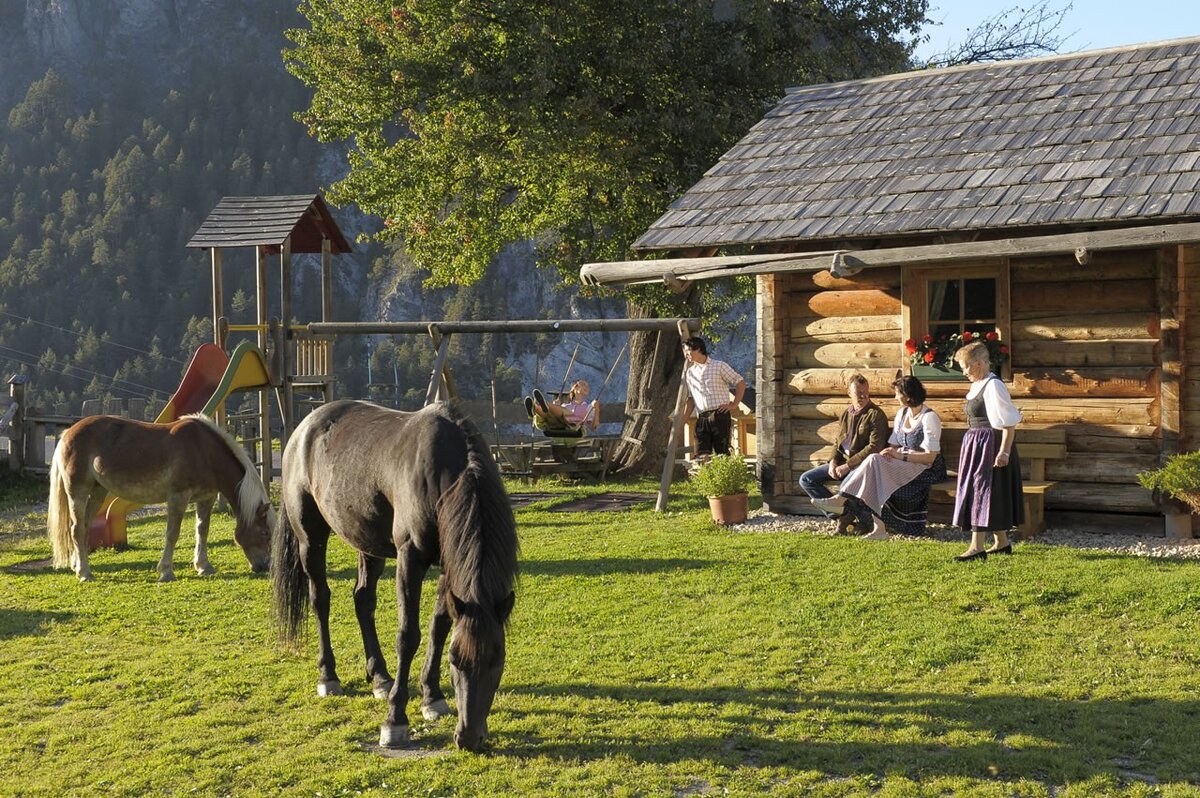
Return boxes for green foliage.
[285,0,928,288]
[0,54,330,411]
[690,453,753,497]
[4,484,1200,795]
[1138,451,1200,512]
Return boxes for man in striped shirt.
[682,336,746,458]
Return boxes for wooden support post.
[657,320,692,512]
[425,333,453,406]
[280,237,294,449]
[321,238,333,323]
[211,248,225,349]
[7,375,27,473]
[427,327,459,401]
[256,245,272,486]
[1169,243,1195,537]
[756,274,783,509]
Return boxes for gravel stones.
[729,510,1200,560]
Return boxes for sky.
[913,0,1200,64]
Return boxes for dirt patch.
[548,492,653,513]
[508,492,556,508]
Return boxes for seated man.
[525,380,600,436]
[797,373,889,533]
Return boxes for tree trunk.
[610,292,698,476]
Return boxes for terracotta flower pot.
[708,493,748,525]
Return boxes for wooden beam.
[581,222,1200,286]
[308,318,701,335]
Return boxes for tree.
[921,2,1073,68]
[286,0,929,472]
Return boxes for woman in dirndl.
[952,341,1023,561]
[811,375,946,540]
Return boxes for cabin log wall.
[771,248,1184,531]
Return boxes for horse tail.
[271,507,309,646]
[438,414,519,610]
[46,439,73,569]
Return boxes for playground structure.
[95,195,352,547]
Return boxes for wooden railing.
[292,330,334,380]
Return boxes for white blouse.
[888,407,942,452]
[966,376,1023,428]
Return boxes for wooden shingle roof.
[187,195,352,254]
[634,37,1200,253]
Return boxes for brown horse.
[47,413,273,582]
[272,400,518,752]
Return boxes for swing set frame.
[307,317,700,510]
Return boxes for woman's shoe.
[811,495,846,513]
[986,544,1013,555]
[533,389,550,414]
[861,528,890,541]
[955,549,987,562]
[524,396,536,418]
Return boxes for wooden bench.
[930,425,1067,540]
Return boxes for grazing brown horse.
[272,400,518,752]
[47,414,273,582]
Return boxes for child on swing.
[525,380,600,434]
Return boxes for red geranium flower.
[985,331,999,341]
[999,345,1009,354]
[961,331,973,341]
[923,351,935,363]
[922,334,933,344]
[904,339,917,354]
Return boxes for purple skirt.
[952,427,1024,532]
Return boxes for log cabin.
[582,37,1200,537]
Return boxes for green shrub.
[1138,451,1200,512]
[690,454,753,497]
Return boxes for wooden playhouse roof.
[633,37,1200,254]
[186,195,352,254]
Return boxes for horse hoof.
[372,680,394,700]
[157,572,176,583]
[196,565,216,576]
[421,699,452,720]
[77,573,94,583]
[317,681,343,697]
[379,724,410,748]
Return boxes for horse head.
[233,496,273,573]
[448,589,515,752]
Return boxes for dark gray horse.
[272,400,518,752]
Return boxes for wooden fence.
[1,377,163,476]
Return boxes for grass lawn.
[2,475,1200,796]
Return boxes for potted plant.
[691,454,753,525]
[1138,451,1200,513]
[906,330,1009,379]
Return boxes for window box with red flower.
[905,330,1009,380]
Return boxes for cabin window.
[902,262,1011,380]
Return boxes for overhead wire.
[0,344,168,399]
[0,309,186,365]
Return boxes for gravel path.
[730,510,1200,560]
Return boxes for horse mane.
[435,404,519,616]
[181,413,269,526]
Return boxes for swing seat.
[542,426,586,439]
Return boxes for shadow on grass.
[499,683,1200,782]
[0,608,73,638]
